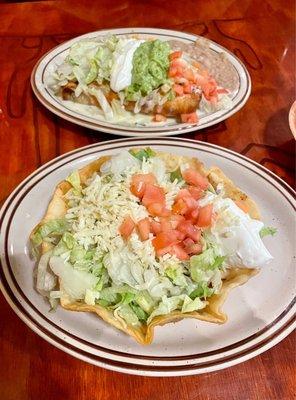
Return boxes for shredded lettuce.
[165,265,187,287]
[170,167,182,183]
[129,147,156,161]
[135,290,155,314]
[66,170,81,192]
[49,256,99,300]
[36,251,57,296]
[115,304,140,326]
[147,295,183,323]
[31,219,69,250]
[189,282,214,300]
[190,248,224,289]
[130,302,148,322]
[260,226,277,238]
[181,295,206,313]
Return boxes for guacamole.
[125,40,170,100]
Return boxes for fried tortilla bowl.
[31,150,260,345]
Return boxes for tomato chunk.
[188,185,203,200]
[177,220,201,242]
[180,113,198,124]
[176,188,191,200]
[153,114,167,122]
[119,216,135,239]
[147,203,170,217]
[170,244,190,260]
[173,84,184,96]
[151,220,162,235]
[130,182,146,198]
[137,218,150,241]
[183,82,193,94]
[184,240,202,255]
[182,196,198,211]
[160,218,172,232]
[169,51,182,61]
[156,246,172,257]
[186,208,200,223]
[130,173,157,198]
[132,173,156,185]
[196,204,213,227]
[182,168,209,189]
[152,230,179,250]
[169,215,185,229]
[183,68,195,82]
[172,198,188,215]
[142,184,165,207]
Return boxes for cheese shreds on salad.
[30,148,275,344]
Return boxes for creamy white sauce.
[210,198,273,267]
[110,39,144,93]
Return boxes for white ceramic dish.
[0,138,295,376]
[31,28,251,137]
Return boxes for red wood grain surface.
[0,1,295,399]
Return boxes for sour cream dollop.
[210,198,273,268]
[110,39,144,93]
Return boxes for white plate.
[0,138,295,376]
[31,28,251,137]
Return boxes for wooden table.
[0,1,295,399]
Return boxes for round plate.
[31,28,251,137]
[0,138,295,376]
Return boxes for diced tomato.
[132,173,156,186]
[180,112,198,124]
[172,198,188,215]
[182,168,209,189]
[184,241,202,255]
[137,218,150,241]
[170,59,186,69]
[169,215,185,229]
[188,185,203,200]
[130,182,145,198]
[235,200,249,213]
[169,51,182,61]
[130,173,157,198]
[186,207,200,223]
[160,218,172,232]
[173,84,184,96]
[183,68,195,82]
[194,75,207,86]
[202,78,218,103]
[196,204,213,227]
[183,195,198,211]
[176,188,191,200]
[153,114,167,122]
[142,184,165,207]
[169,66,178,78]
[119,216,135,239]
[151,220,162,235]
[177,220,201,242]
[217,88,229,94]
[156,246,172,257]
[170,244,190,260]
[147,203,170,217]
[152,230,179,250]
[183,237,194,247]
[183,82,193,94]
[176,231,186,241]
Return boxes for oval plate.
[31,28,251,137]
[0,138,295,376]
